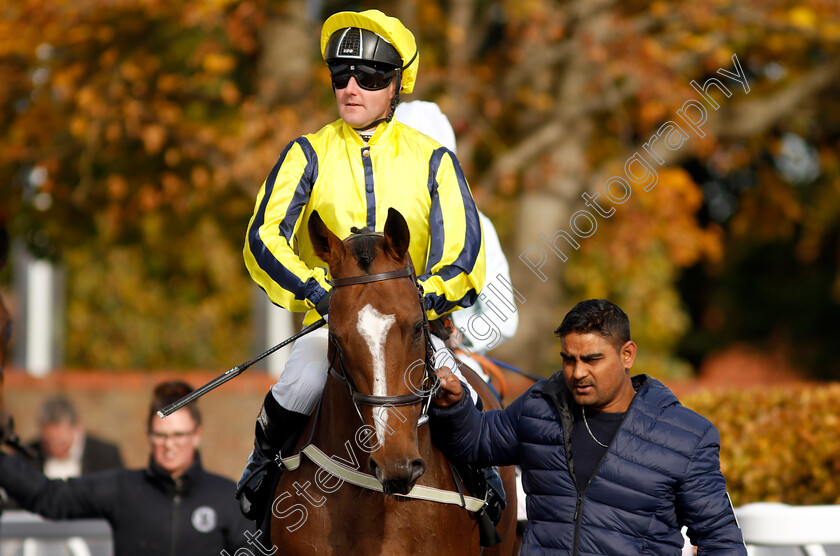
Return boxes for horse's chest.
[272,460,479,555]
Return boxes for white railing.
[0,510,112,556]
[735,503,840,556]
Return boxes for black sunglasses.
[329,63,398,91]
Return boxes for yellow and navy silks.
[244,118,486,325]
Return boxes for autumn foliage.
[0,1,305,368]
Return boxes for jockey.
[238,9,489,523]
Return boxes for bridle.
[327,258,439,428]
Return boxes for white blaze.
[357,304,396,445]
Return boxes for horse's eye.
[413,322,423,338]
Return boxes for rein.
[328,263,439,428]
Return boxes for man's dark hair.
[148,380,201,431]
[554,299,631,350]
[39,395,79,426]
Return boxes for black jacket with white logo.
[0,452,254,555]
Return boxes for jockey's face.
[335,75,396,131]
[560,332,637,413]
[149,408,201,478]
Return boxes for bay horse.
[268,208,518,555]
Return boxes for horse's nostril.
[369,459,380,478]
[409,458,426,482]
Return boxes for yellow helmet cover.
[321,9,419,94]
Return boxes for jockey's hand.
[432,366,464,407]
[315,290,332,318]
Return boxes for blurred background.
[1,0,839,503]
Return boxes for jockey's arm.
[417,150,485,321]
[243,138,331,316]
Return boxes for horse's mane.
[347,226,382,272]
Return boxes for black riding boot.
[235,392,310,521]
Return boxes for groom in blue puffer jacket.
[430,298,746,555]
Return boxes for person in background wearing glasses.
[239,8,492,530]
[0,381,254,556]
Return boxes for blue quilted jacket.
[430,374,746,555]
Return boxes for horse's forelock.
[348,233,382,272]
[349,226,375,236]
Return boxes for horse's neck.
[311,378,361,445]
[306,377,373,470]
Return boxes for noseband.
[327,262,439,428]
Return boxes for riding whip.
[157,318,327,418]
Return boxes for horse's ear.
[309,211,344,266]
[383,208,410,261]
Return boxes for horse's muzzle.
[370,457,426,495]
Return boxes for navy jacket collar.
[145,451,203,496]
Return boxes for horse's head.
[309,208,433,495]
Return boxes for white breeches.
[270,327,331,414]
[270,328,477,415]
